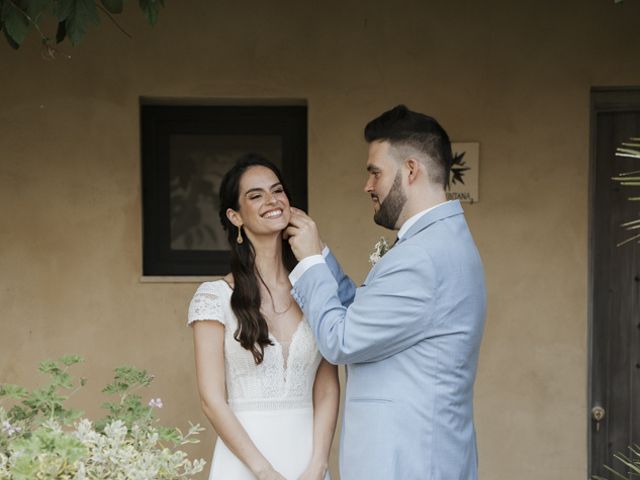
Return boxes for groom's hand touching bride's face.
[285,207,324,261]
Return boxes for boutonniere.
[369,237,390,266]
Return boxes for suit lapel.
[361,201,463,286]
[396,200,463,246]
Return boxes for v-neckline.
[268,319,304,348]
[269,318,304,374]
[220,279,304,374]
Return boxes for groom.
[286,105,486,480]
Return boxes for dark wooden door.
[590,88,640,477]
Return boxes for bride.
[188,154,339,480]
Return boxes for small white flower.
[148,398,163,409]
[369,237,391,266]
[1,420,20,436]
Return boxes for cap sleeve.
[187,281,226,326]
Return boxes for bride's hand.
[297,461,327,480]
[255,465,287,480]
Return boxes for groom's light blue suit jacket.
[291,200,486,480]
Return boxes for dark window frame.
[141,104,307,276]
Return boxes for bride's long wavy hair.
[218,154,298,365]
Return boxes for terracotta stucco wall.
[2,1,640,477]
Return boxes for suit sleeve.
[324,250,357,307]
[291,246,436,365]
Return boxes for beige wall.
[2,0,640,477]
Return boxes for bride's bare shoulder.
[222,273,234,289]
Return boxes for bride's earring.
[236,225,244,244]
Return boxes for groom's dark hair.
[364,104,452,188]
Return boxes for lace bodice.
[188,280,322,412]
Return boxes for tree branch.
[96,4,133,39]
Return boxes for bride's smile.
[262,208,284,219]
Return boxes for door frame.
[588,86,640,476]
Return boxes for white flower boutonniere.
[369,237,391,266]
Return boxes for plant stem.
[6,0,49,44]
[96,4,133,39]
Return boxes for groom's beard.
[373,171,407,230]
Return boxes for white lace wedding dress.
[188,280,330,480]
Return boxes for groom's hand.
[286,207,324,261]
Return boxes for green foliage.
[0,355,205,479]
[102,365,154,394]
[56,0,100,46]
[96,365,155,432]
[0,0,165,50]
[612,138,640,247]
[0,386,28,401]
[100,0,123,14]
[8,424,87,480]
[139,0,164,26]
[0,356,85,429]
[1,2,30,45]
[593,445,640,479]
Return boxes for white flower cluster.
[0,422,19,437]
[0,408,205,480]
[74,419,205,480]
[369,237,391,266]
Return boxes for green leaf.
[59,354,83,366]
[64,0,100,45]
[139,0,164,26]
[101,0,124,13]
[602,463,630,480]
[0,383,28,399]
[105,365,154,392]
[7,404,30,421]
[38,359,60,374]
[2,24,21,48]
[157,425,181,443]
[52,371,74,389]
[54,0,72,21]
[57,406,83,424]
[26,0,51,23]
[2,0,31,45]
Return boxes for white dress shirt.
[288,246,330,285]
[396,200,452,240]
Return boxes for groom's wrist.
[289,254,326,286]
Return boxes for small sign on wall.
[447,142,479,203]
